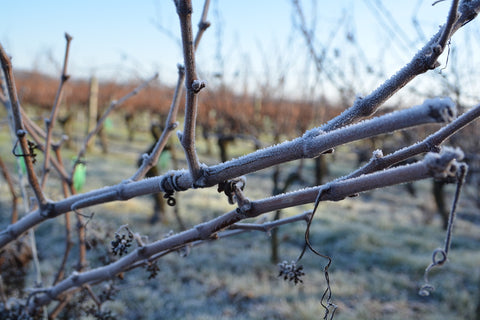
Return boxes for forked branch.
[175,0,207,183]
[133,0,211,182]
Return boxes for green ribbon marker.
[104,117,114,133]
[72,158,87,191]
[159,150,171,171]
[14,144,27,175]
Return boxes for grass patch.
[0,123,479,319]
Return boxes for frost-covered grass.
[74,190,480,320]
[0,125,479,319]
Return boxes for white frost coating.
[424,147,464,179]
[302,128,325,139]
[192,79,207,92]
[372,149,383,159]
[423,97,457,122]
[176,130,183,142]
[207,137,306,184]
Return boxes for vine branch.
[73,73,159,181]
[133,1,210,181]
[26,148,465,311]
[0,98,460,248]
[320,0,479,131]
[175,0,207,183]
[0,43,47,207]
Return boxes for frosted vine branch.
[320,0,480,131]
[26,148,465,311]
[203,98,456,185]
[131,65,185,181]
[437,0,460,50]
[133,1,210,182]
[176,0,205,183]
[134,0,210,182]
[228,211,312,233]
[193,0,211,49]
[0,98,457,248]
[346,102,480,180]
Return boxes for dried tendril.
[419,163,468,296]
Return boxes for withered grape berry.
[278,260,305,285]
[111,233,133,256]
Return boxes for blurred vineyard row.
[12,69,480,180]
[14,70,344,141]
[14,69,480,161]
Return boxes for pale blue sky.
[2,1,478,102]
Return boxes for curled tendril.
[165,194,176,206]
[419,163,467,297]
[160,175,182,207]
[419,248,447,296]
[432,248,448,266]
[280,187,337,319]
[419,283,435,297]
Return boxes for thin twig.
[84,285,102,308]
[131,65,185,181]
[437,0,460,50]
[176,0,206,183]
[48,293,75,320]
[229,211,311,233]
[73,73,159,179]
[41,33,72,189]
[52,148,74,285]
[193,0,211,49]
[21,107,46,139]
[291,0,343,89]
[20,108,71,182]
